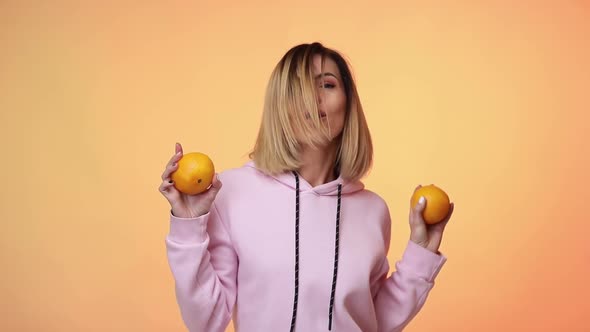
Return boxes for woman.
[159,42,454,332]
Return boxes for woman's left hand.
[408,185,454,254]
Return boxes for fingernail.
[419,196,425,205]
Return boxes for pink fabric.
[165,161,446,331]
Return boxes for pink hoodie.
[165,161,446,332]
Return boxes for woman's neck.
[297,142,339,187]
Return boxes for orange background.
[2,1,589,331]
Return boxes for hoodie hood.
[244,160,364,196]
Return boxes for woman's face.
[310,54,347,141]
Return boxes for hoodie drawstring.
[329,182,342,330]
[290,171,342,331]
[289,172,301,332]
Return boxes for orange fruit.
[171,152,215,195]
[411,184,451,224]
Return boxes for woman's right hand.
[159,142,223,218]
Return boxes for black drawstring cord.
[289,171,342,331]
[328,183,342,330]
[290,171,300,332]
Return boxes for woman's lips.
[305,111,327,119]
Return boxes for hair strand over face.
[249,42,373,182]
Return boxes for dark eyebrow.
[314,72,339,80]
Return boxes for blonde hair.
[249,42,373,182]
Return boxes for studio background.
[2,1,589,331]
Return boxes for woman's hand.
[158,142,222,218]
[408,185,454,254]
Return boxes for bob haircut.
[249,42,373,182]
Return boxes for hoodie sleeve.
[165,203,237,332]
[370,209,446,332]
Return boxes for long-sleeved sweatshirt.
[165,161,446,331]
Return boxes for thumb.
[207,173,223,195]
[409,196,428,245]
[197,174,222,208]
[414,196,427,214]
[410,196,427,226]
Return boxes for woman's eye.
[320,83,335,89]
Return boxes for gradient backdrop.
[2,0,589,331]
